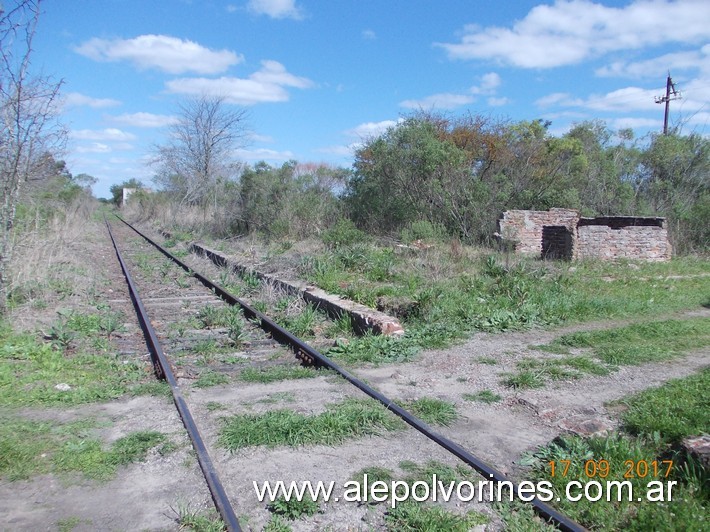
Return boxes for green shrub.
[400,220,448,243]
[321,218,369,249]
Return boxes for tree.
[152,95,249,207]
[237,161,346,238]
[0,0,65,311]
[639,132,710,252]
[563,121,639,216]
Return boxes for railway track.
[107,216,585,532]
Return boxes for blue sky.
[33,0,710,198]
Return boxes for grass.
[540,317,710,366]
[521,369,709,530]
[173,505,225,532]
[504,318,709,388]
[405,397,458,426]
[501,370,545,389]
[268,495,320,520]
[621,368,709,444]
[254,392,296,404]
[385,502,487,531]
[57,517,85,532]
[193,370,229,388]
[219,398,403,450]
[263,515,292,532]
[349,460,488,530]
[0,417,167,481]
[326,333,421,364]
[0,325,162,406]
[463,390,502,404]
[276,302,320,338]
[238,365,322,384]
[299,245,709,364]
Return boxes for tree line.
[143,100,707,255]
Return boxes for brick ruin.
[497,208,672,262]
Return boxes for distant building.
[497,208,672,261]
[121,187,137,206]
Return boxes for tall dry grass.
[7,195,104,328]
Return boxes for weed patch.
[0,416,166,481]
[521,369,710,530]
[239,365,321,384]
[620,369,709,444]
[301,246,708,351]
[268,495,320,520]
[501,370,545,389]
[543,318,710,366]
[219,398,403,449]
[405,397,458,426]
[173,504,224,532]
[326,334,420,364]
[0,326,157,406]
[193,370,229,388]
[385,501,487,531]
[463,390,502,404]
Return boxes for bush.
[321,218,369,249]
[400,220,448,243]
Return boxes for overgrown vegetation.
[0,417,168,481]
[405,397,458,426]
[219,398,403,450]
[521,370,709,530]
[316,253,709,364]
[350,461,488,531]
[0,322,165,406]
[385,501,487,531]
[502,317,709,388]
[238,365,322,384]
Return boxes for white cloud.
[345,119,401,139]
[608,117,661,130]
[247,0,303,20]
[436,0,710,68]
[537,86,662,112]
[536,75,710,129]
[596,48,710,78]
[165,60,314,105]
[76,143,112,154]
[236,147,295,161]
[74,34,242,74]
[64,92,121,108]
[110,112,179,128]
[400,72,503,110]
[400,92,476,110]
[249,60,313,88]
[362,29,376,40]
[471,72,501,94]
[487,96,510,107]
[250,133,275,143]
[71,128,137,142]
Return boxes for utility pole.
[654,73,681,135]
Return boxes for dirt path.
[356,308,709,475]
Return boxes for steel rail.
[116,215,586,532]
[105,219,242,532]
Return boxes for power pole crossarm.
[655,73,681,135]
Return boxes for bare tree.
[152,95,249,207]
[0,0,65,311]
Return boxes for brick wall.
[497,209,672,262]
[575,224,672,262]
[497,208,579,255]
